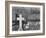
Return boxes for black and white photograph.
[12,7,40,31]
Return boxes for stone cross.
[17,14,25,31]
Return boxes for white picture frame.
[5,1,45,37]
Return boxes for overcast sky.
[12,7,40,21]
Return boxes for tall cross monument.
[17,14,25,31]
